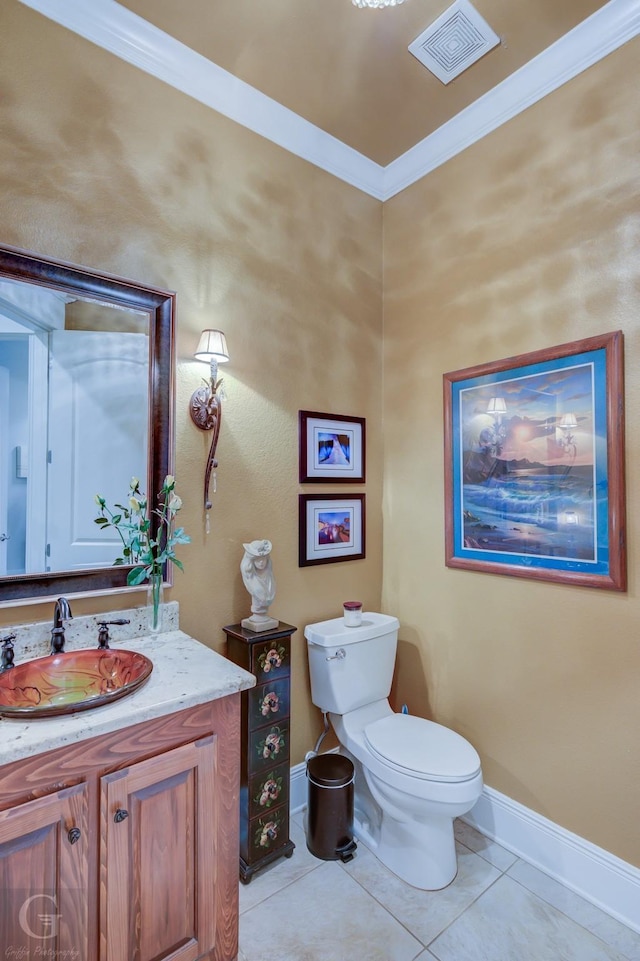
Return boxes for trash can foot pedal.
[336,839,357,863]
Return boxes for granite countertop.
[0,622,256,767]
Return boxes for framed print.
[299,411,365,483]
[299,494,366,567]
[443,331,626,591]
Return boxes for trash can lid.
[307,753,354,787]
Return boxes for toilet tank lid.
[304,612,400,647]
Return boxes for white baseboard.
[463,786,640,934]
[290,760,310,815]
[291,749,344,813]
[290,764,640,933]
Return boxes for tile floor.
[238,814,640,961]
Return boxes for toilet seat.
[364,713,481,783]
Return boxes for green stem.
[149,571,162,631]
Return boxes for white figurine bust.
[240,539,279,633]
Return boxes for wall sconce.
[189,329,229,529]
[485,396,507,454]
[558,412,577,456]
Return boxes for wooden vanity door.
[0,782,89,958]
[100,736,217,961]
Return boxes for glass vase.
[146,572,164,634]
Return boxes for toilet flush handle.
[326,648,346,662]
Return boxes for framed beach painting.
[299,493,365,566]
[443,331,626,591]
[299,411,365,483]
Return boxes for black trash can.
[306,753,357,863]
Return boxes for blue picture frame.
[443,331,626,590]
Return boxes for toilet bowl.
[305,613,483,890]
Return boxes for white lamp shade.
[559,413,577,428]
[194,329,229,363]
[486,397,507,415]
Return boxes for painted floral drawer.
[249,720,290,774]
[248,761,289,820]
[248,678,290,731]
[248,803,288,859]
[250,639,290,683]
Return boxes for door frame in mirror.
[0,243,175,604]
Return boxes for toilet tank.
[305,612,400,715]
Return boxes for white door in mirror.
[46,330,148,572]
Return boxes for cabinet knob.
[114,808,129,823]
[67,827,81,845]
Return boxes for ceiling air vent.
[408,0,500,85]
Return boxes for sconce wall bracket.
[190,328,229,517]
[190,382,222,510]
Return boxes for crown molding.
[17,0,640,201]
[17,0,385,199]
[382,0,640,199]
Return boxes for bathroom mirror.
[0,244,174,603]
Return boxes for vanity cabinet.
[224,622,296,883]
[0,696,241,961]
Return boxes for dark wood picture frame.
[299,410,365,483]
[299,493,366,567]
[443,331,626,591]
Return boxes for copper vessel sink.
[0,648,153,719]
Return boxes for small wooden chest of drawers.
[224,621,296,883]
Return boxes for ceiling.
[118,0,607,165]
[18,0,640,197]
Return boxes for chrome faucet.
[51,597,73,654]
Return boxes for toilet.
[305,612,483,890]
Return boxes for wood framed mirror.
[0,243,174,603]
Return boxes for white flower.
[94,475,190,587]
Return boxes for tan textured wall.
[382,40,640,866]
[2,0,638,869]
[0,2,383,764]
